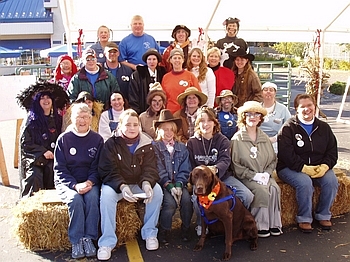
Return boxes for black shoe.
[181,226,191,242]
[159,229,171,244]
[257,230,270,238]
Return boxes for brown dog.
[189,165,258,261]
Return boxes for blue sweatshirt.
[54,129,104,189]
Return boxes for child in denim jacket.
[152,109,193,243]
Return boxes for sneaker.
[270,228,282,236]
[258,230,270,238]
[83,238,96,257]
[146,237,159,251]
[72,238,85,259]
[195,225,209,236]
[97,246,112,261]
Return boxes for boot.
[159,229,171,244]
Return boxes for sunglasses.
[86,58,97,61]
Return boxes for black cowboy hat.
[16,79,70,111]
[229,47,255,61]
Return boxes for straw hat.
[153,109,182,131]
[215,89,238,105]
[177,87,208,106]
[237,101,267,117]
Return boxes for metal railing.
[253,61,292,108]
[15,65,55,80]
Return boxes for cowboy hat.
[229,48,255,61]
[177,87,208,106]
[215,89,238,106]
[153,109,182,131]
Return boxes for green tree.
[272,42,306,58]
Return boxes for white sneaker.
[195,225,209,236]
[97,246,112,260]
[146,237,159,250]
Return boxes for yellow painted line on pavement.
[126,239,144,262]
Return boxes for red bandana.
[198,182,220,209]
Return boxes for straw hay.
[12,190,142,250]
[12,191,70,251]
[115,200,142,247]
[274,168,350,226]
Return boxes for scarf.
[174,39,190,49]
[121,132,140,145]
[163,139,175,154]
[198,182,221,209]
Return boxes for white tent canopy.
[59,0,350,45]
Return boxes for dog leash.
[198,186,236,225]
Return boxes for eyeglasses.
[245,112,261,118]
[86,58,97,61]
[76,116,91,121]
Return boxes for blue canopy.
[0,46,22,58]
[39,45,79,58]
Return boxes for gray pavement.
[1,70,350,261]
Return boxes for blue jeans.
[278,167,338,223]
[193,175,254,225]
[159,187,193,230]
[56,184,100,244]
[98,183,163,248]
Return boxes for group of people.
[15,13,339,261]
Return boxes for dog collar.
[198,182,221,209]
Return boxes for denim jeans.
[278,167,339,223]
[98,183,163,248]
[192,175,254,225]
[159,187,193,230]
[56,184,100,244]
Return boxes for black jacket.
[277,116,338,172]
[128,65,166,114]
[98,132,159,193]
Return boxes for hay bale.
[12,190,142,250]
[115,200,142,247]
[12,191,70,251]
[274,169,350,227]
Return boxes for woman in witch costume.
[186,106,253,236]
[16,80,69,198]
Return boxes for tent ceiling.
[59,0,350,43]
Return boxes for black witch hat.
[16,79,70,111]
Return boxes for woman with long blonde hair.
[187,48,216,107]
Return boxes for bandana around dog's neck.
[198,182,220,209]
